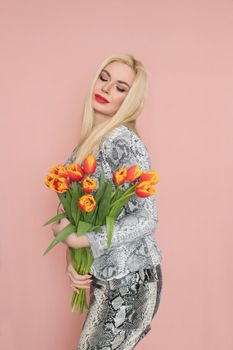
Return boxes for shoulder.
[100,125,151,172]
[101,125,148,153]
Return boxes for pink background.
[1,1,232,349]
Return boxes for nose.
[101,81,113,94]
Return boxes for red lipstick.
[95,94,109,104]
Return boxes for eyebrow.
[101,69,131,88]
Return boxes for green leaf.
[106,216,115,250]
[114,187,125,202]
[110,185,122,202]
[77,220,93,235]
[42,213,66,226]
[57,192,73,224]
[109,193,135,218]
[109,206,123,219]
[73,185,82,223]
[94,173,107,203]
[85,207,98,225]
[64,190,74,223]
[110,191,135,209]
[86,224,102,232]
[42,223,76,256]
[76,220,102,235]
[96,180,112,225]
[71,182,79,225]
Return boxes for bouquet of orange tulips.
[43,154,159,313]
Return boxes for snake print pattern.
[63,125,162,281]
[76,264,163,349]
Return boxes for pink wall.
[1,1,232,349]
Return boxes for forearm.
[63,233,91,249]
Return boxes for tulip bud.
[45,173,70,194]
[140,170,159,185]
[113,167,127,185]
[135,180,156,197]
[83,155,97,175]
[66,163,84,182]
[126,165,143,183]
[82,176,97,193]
[50,164,69,179]
[78,194,96,212]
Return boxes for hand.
[66,261,93,293]
[51,218,70,238]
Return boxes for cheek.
[112,94,127,109]
[93,80,102,92]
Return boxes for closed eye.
[99,74,107,82]
[116,87,126,92]
[99,73,126,92]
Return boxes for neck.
[93,110,111,127]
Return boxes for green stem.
[123,183,136,195]
[110,190,135,208]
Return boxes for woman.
[52,53,163,349]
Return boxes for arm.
[85,129,159,259]
[63,233,90,249]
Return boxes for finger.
[52,223,58,235]
[67,274,92,288]
[51,222,57,230]
[71,279,91,289]
[53,222,60,232]
[70,285,80,293]
[67,272,92,285]
[71,282,90,290]
[67,265,92,280]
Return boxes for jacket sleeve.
[85,130,159,259]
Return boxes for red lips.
[95,94,109,103]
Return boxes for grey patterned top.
[63,125,162,281]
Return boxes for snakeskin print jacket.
[63,125,162,281]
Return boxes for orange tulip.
[126,165,143,183]
[113,167,127,185]
[78,194,96,212]
[83,155,97,175]
[135,180,156,198]
[66,163,84,182]
[140,170,159,185]
[44,173,70,194]
[82,176,97,193]
[50,165,68,179]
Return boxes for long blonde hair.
[73,53,148,165]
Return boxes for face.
[92,61,135,117]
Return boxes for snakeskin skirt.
[76,263,163,350]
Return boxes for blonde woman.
[52,53,163,349]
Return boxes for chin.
[93,102,110,113]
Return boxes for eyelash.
[99,74,126,92]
